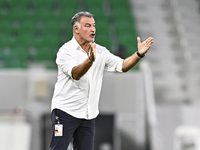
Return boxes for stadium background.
[0,0,200,150]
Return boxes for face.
[75,16,96,43]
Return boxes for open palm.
[137,37,154,55]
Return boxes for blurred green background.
[0,0,138,69]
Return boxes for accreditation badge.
[55,124,63,136]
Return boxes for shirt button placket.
[86,102,90,119]
[87,70,92,119]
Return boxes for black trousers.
[50,109,95,150]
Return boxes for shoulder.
[58,40,74,53]
[61,40,73,49]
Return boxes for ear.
[73,25,79,34]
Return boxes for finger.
[89,42,93,49]
[89,43,96,60]
[92,43,96,56]
[146,37,154,45]
[90,42,96,49]
[137,37,141,44]
[145,39,153,48]
[93,42,96,49]
[92,43,97,52]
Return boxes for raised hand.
[89,42,96,62]
[137,37,154,55]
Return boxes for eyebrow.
[85,23,95,26]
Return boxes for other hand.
[137,37,154,55]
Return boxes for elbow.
[72,74,81,80]
[71,68,82,80]
[122,63,129,72]
[122,68,128,72]
[122,61,129,72]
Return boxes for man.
[50,11,153,150]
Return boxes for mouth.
[90,33,95,38]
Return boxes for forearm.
[122,52,141,72]
[72,58,93,80]
[122,37,153,72]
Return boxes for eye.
[85,24,91,27]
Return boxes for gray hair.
[71,11,94,32]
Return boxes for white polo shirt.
[51,37,124,119]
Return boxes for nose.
[91,26,96,32]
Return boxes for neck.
[74,35,90,54]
